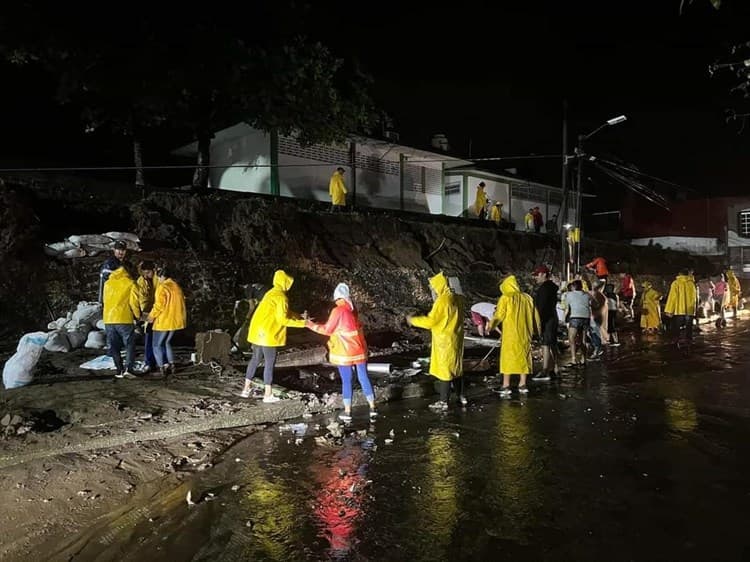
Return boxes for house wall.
[209,126,271,193]
[630,236,722,256]
[726,202,750,279]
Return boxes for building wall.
[630,236,722,256]
[209,125,271,193]
[726,202,750,279]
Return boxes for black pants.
[435,377,464,402]
[670,315,694,342]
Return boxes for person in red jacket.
[619,271,636,318]
[585,256,609,283]
[306,283,377,421]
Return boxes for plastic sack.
[95,319,106,330]
[80,355,116,370]
[103,232,140,243]
[3,332,48,389]
[63,248,86,259]
[67,234,112,246]
[66,330,88,349]
[44,241,77,255]
[84,330,107,349]
[44,330,71,353]
[71,301,102,329]
[47,316,68,330]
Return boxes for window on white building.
[739,210,750,237]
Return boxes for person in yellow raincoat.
[407,272,465,410]
[490,201,503,226]
[136,260,158,371]
[639,281,662,332]
[664,269,697,345]
[487,275,540,396]
[726,267,742,318]
[147,267,186,376]
[474,182,487,219]
[329,167,348,211]
[240,270,306,402]
[103,265,141,378]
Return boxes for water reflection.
[310,435,371,559]
[665,398,698,434]
[491,403,540,544]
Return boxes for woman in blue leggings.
[306,283,376,421]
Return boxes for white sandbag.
[3,332,49,389]
[44,241,77,255]
[66,330,88,349]
[72,301,102,328]
[84,248,101,257]
[48,316,68,330]
[67,234,112,246]
[64,319,88,332]
[103,231,140,243]
[63,248,86,259]
[84,330,107,349]
[44,330,71,353]
[96,319,106,330]
[80,355,116,370]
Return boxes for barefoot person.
[306,283,377,421]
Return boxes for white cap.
[333,283,350,301]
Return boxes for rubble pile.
[43,232,141,259]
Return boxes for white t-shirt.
[471,302,496,319]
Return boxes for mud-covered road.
[35,315,750,562]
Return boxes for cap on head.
[139,260,155,271]
[333,283,350,301]
[113,240,127,251]
[532,265,550,276]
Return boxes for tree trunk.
[192,129,211,192]
[133,137,146,196]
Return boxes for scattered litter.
[384,439,394,445]
[231,485,240,492]
[186,490,196,506]
[389,429,395,437]
[279,423,308,437]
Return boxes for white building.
[174,123,574,222]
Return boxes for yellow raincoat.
[103,267,141,324]
[664,274,697,316]
[148,278,186,331]
[490,203,503,225]
[473,186,487,216]
[248,270,305,347]
[639,282,662,330]
[488,275,540,375]
[727,270,741,309]
[329,170,347,206]
[136,275,157,314]
[409,272,464,381]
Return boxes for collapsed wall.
[0,180,713,348]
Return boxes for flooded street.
[55,318,750,561]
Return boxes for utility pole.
[559,101,569,280]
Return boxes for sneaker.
[428,400,448,411]
[338,413,353,422]
[596,349,604,357]
[459,395,468,406]
[122,371,137,379]
[369,410,379,419]
[518,385,529,394]
[532,372,551,382]
[610,342,621,347]
[262,395,281,404]
[497,387,512,397]
[114,372,124,379]
[238,389,251,398]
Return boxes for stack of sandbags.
[44,301,106,352]
[44,231,141,259]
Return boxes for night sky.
[1,1,749,206]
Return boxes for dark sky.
[2,1,749,204]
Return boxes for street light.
[572,114,627,272]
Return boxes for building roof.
[445,167,596,197]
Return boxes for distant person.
[714,273,728,327]
[531,266,560,381]
[306,283,377,421]
[604,283,620,346]
[619,271,636,318]
[562,279,592,367]
[470,301,498,337]
[490,201,504,226]
[524,208,534,232]
[639,281,662,333]
[407,272,466,410]
[589,281,607,358]
[726,267,742,318]
[546,213,558,233]
[147,267,187,376]
[487,275,540,396]
[239,270,306,402]
[135,260,157,372]
[329,167,348,212]
[103,264,140,379]
[99,240,127,303]
[664,269,697,347]
[533,207,544,233]
[696,275,715,319]
[585,256,609,283]
[474,182,488,220]
[574,271,591,292]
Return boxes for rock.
[1,414,11,426]
[10,415,23,426]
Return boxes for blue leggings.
[245,345,278,385]
[338,363,375,406]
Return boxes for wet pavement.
[54,316,750,561]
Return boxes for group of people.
[99,242,186,378]
[473,182,554,232]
